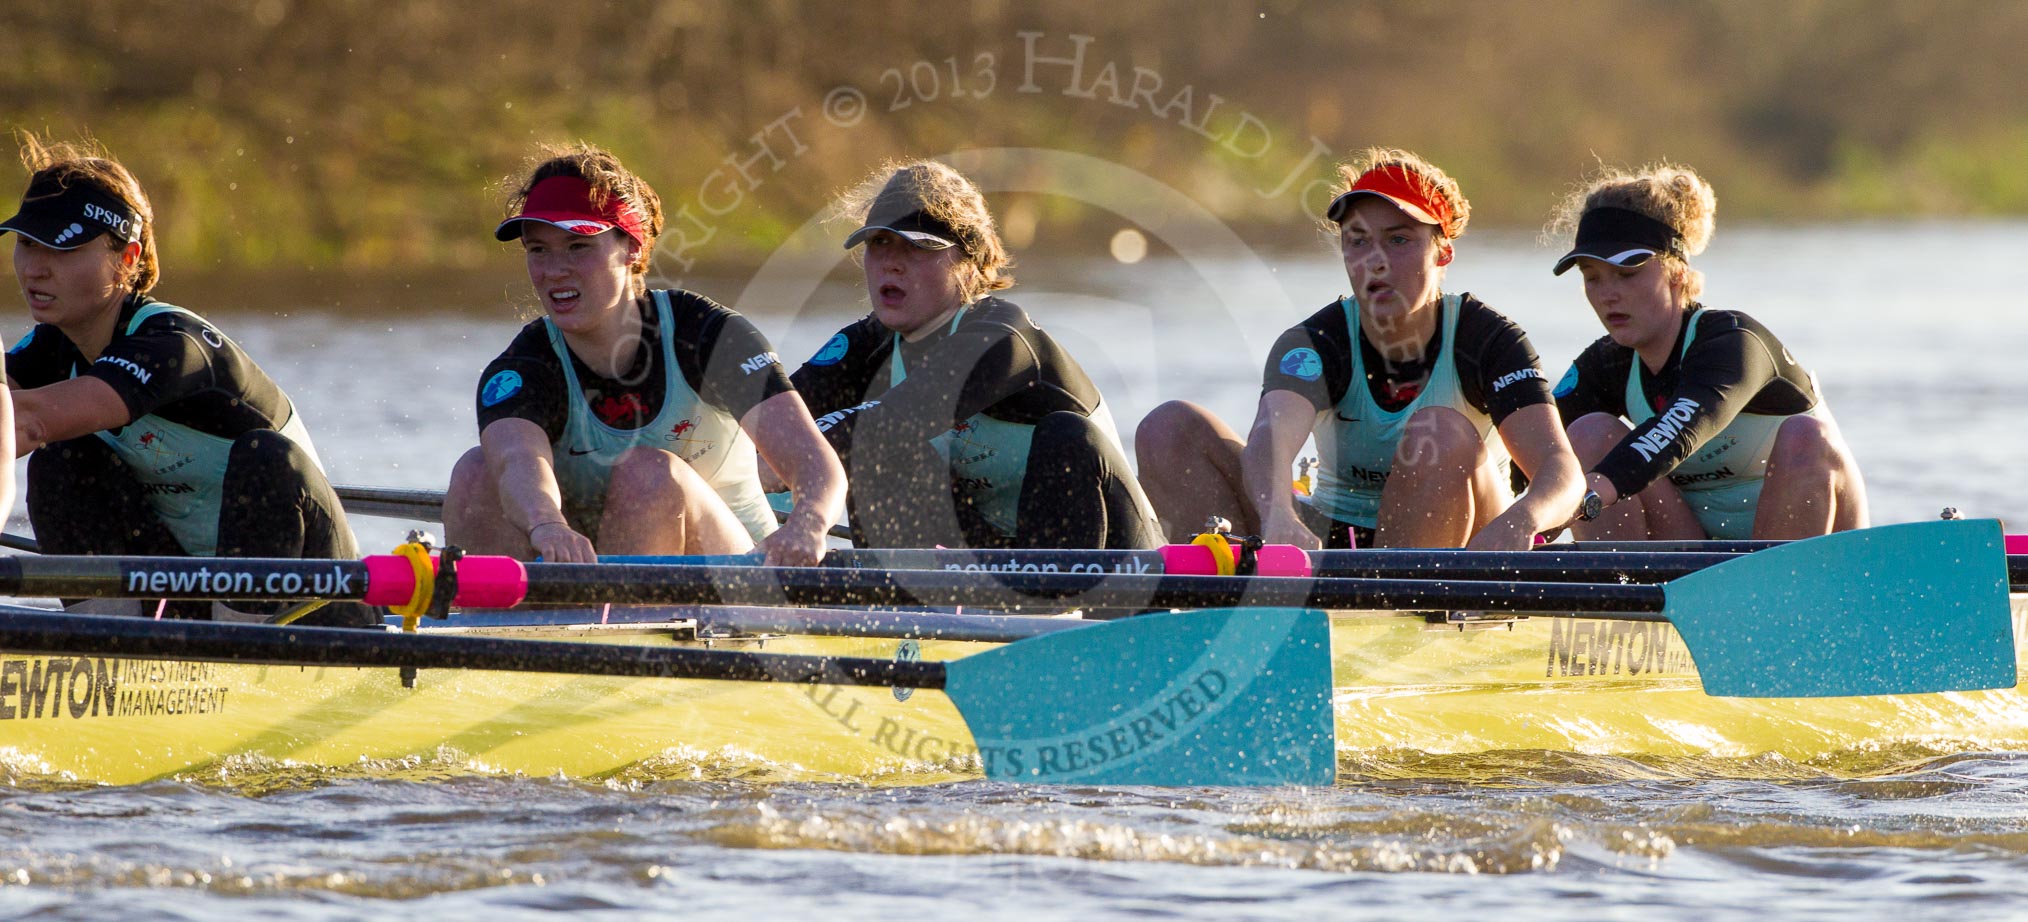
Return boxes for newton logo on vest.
[809,333,850,367]
[481,370,523,407]
[1279,347,1323,382]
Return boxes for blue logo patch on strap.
[1552,364,1579,398]
[481,369,524,407]
[1278,347,1323,382]
[809,332,850,367]
[7,328,35,355]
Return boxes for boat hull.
[1329,604,2028,764]
[4,603,2025,785]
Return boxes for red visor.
[1324,165,1454,232]
[494,176,647,244]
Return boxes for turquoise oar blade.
[1664,519,2015,697]
[943,607,1335,786]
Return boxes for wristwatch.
[1575,490,1604,522]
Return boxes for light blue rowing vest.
[888,307,1127,537]
[548,290,777,541]
[1307,294,1504,529]
[1625,308,1831,539]
[91,303,322,556]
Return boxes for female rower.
[445,143,844,565]
[1548,163,1866,539]
[2,136,370,625]
[1136,148,1583,550]
[786,160,1160,549]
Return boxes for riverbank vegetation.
[5,1,2024,274]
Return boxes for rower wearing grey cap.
[783,160,1160,550]
[1549,161,1867,540]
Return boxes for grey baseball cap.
[843,165,960,250]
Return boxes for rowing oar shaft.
[621,548,1747,583]
[517,565,1670,615]
[616,548,2028,588]
[0,553,1668,614]
[0,607,947,688]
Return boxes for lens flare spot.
[1109,228,1148,264]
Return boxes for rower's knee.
[1037,409,1102,441]
[1393,406,1481,472]
[223,430,318,508]
[1134,400,1218,475]
[1032,411,1106,473]
[446,447,491,501]
[607,446,703,509]
[225,429,286,470]
[1566,412,1632,467]
[1770,415,1841,475]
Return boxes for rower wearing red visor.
[444,143,844,564]
[1135,148,1582,550]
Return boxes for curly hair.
[838,160,1013,301]
[1548,161,1717,299]
[1326,147,1472,241]
[505,142,665,295]
[16,132,159,294]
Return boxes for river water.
[4,226,2026,918]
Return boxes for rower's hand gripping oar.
[0,604,1337,787]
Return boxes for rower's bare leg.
[1375,406,1483,548]
[1565,413,1703,541]
[1134,400,1254,541]
[596,447,755,556]
[445,446,537,558]
[1469,451,1515,535]
[1754,415,1869,538]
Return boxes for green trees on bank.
[4,1,2024,272]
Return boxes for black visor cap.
[1551,207,1683,276]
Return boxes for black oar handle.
[0,555,375,601]
[519,564,1672,614]
[810,548,1741,582]
[0,607,947,688]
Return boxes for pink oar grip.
[1253,545,1312,578]
[363,555,417,606]
[1158,544,1217,575]
[2007,535,2028,555]
[361,554,528,609]
[457,556,528,608]
[1156,544,1311,577]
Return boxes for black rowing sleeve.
[789,316,893,468]
[1592,323,1779,498]
[1259,302,1354,410]
[1451,296,1552,425]
[5,324,72,389]
[475,322,571,443]
[1552,336,1632,429]
[667,292,794,421]
[84,310,221,421]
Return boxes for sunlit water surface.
[4,226,2026,917]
